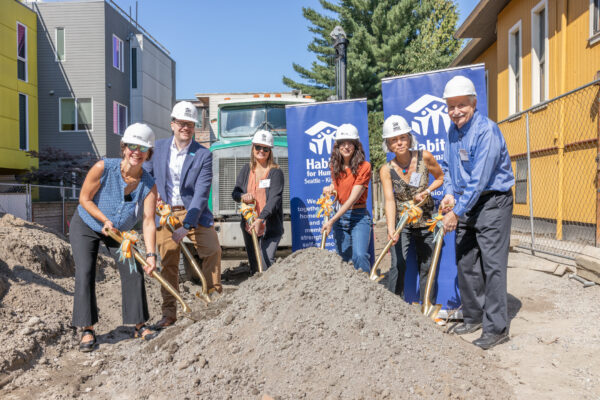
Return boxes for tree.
[284,0,461,111]
[284,0,461,169]
[17,147,98,186]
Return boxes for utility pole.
[330,26,348,100]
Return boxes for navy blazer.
[144,137,214,228]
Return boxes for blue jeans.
[333,208,372,273]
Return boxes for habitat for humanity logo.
[304,121,337,155]
[405,94,451,136]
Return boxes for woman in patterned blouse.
[380,115,444,303]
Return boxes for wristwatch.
[146,253,157,258]
[183,222,193,230]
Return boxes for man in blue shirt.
[439,76,515,350]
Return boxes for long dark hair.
[330,139,365,180]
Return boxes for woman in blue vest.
[70,123,158,352]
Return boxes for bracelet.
[146,253,158,258]
[425,188,431,195]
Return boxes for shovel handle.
[106,229,193,314]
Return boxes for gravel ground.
[1,215,598,399]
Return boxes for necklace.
[395,157,411,174]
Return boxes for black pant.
[70,212,149,327]
[455,190,513,334]
[387,226,437,303]
[240,220,281,274]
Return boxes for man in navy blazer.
[144,101,222,328]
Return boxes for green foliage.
[284,0,461,170]
[368,111,386,174]
[284,0,462,110]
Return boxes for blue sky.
[47,0,480,98]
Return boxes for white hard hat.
[171,101,198,123]
[122,123,155,148]
[382,115,411,139]
[252,130,274,147]
[443,75,477,99]
[334,123,360,141]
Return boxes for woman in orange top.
[232,130,285,274]
[321,123,372,272]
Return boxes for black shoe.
[453,322,482,335]
[473,331,509,350]
[79,329,96,352]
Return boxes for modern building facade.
[33,0,175,158]
[0,0,39,177]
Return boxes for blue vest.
[78,158,155,232]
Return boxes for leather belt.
[171,205,185,211]
[350,204,366,210]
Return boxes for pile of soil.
[78,248,510,399]
[0,214,511,399]
[0,214,115,377]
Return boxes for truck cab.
[209,94,314,248]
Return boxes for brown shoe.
[154,316,176,330]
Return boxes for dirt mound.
[0,213,118,378]
[86,248,511,399]
[0,214,75,277]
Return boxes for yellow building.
[452,0,600,246]
[0,0,38,177]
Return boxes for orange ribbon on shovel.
[117,230,140,273]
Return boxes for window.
[113,101,128,135]
[56,27,65,61]
[60,98,92,131]
[590,0,600,44]
[131,47,137,88]
[508,21,522,115]
[17,22,27,81]
[532,1,548,104]
[112,35,124,72]
[19,93,28,150]
[515,159,528,204]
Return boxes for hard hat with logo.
[443,75,477,99]
[334,123,360,141]
[171,101,198,123]
[122,123,155,148]
[382,115,411,139]
[252,129,274,147]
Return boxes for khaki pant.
[157,209,221,319]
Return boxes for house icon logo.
[304,121,338,155]
[405,94,451,136]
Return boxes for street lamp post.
[330,26,348,100]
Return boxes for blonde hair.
[250,145,279,170]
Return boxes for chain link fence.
[0,182,80,236]
[499,79,600,259]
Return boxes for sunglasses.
[254,145,271,152]
[126,143,150,153]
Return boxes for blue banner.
[381,64,487,311]
[286,99,372,255]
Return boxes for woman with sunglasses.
[232,130,284,274]
[380,115,443,302]
[321,124,372,273]
[70,123,159,352]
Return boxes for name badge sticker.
[409,172,422,187]
[459,149,469,162]
[259,179,271,189]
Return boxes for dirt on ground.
[0,215,599,399]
